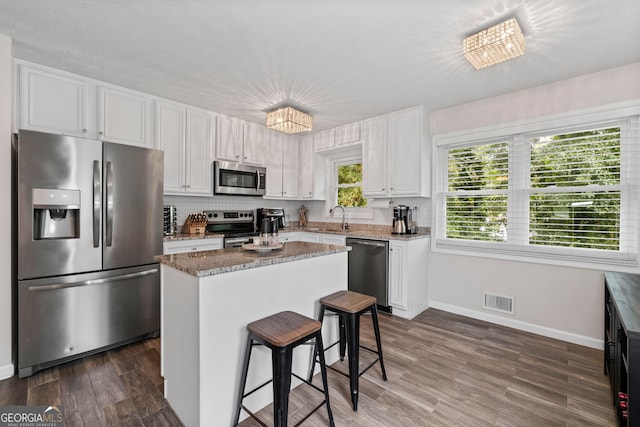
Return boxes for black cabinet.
[604,272,640,426]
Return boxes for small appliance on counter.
[392,205,418,235]
[163,205,177,236]
[256,208,286,230]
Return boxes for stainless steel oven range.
[204,210,257,248]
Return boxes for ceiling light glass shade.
[266,107,313,134]
[463,18,526,70]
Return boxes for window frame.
[433,104,640,271]
[325,155,374,220]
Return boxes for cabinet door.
[300,134,315,198]
[388,108,421,196]
[216,116,242,162]
[156,101,186,194]
[265,131,284,198]
[97,85,154,148]
[243,122,266,166]
[282,135,299,198]
[299,233,321,243]
[19,65,93,137]
[163,238,223,254]
[186,108,213,195]
[335,123,360,146]
[321,234,346,245]
[313,129,335,152]
[388,240,407,309]
[362,116,388,197]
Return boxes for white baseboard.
[428,301,602,350]
[0,362,15,380]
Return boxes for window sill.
[432,240,639,274]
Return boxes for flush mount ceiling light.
[266,106,313,134]
[463,18,526,70]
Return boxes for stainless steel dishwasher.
[346,238,390,312]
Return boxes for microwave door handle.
[256,169,261,191]
[106,161,114,247]
[93,160,101,248]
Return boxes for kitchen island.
[155,241,349,427]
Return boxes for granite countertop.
[164,232,225,242]
[282,226,430,241]
[155,241,350,278]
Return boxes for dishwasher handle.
[347,239,387,248]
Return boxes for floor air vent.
[483,292,514,315]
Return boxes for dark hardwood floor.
[0,309,615,426]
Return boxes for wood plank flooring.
[0,308,616,426]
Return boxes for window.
[326,156,373,219]
[336,161,367,207]
[436,117,639,267]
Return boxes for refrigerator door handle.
[26,268,159,292]
[93,160,101,248]
[106,161,114,247]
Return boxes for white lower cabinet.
[278,232,299,243]
[321,234,346,245]
[299,232,322,243]
[388,237,429,320]
[163,238,223,255]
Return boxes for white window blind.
[436,116,639,268]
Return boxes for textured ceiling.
[1,0,639,131]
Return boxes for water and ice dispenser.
[32,188,81,240]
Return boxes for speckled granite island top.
[154,241,350,278]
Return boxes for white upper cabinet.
[18,62,156,149]
[242,122,267,166]
[282,135,299,199]
[387,107,422,196]
[156,101,186,194]
[362,116,388,197]
[157,101,213,196]
[334,122,360,147]
[19,63,94,138]
[265,132,298,199]
[313,128,335,152]
[97,85,154,148]
[362,106,426,198]
[185,108,214,195]
[215,115,244,162]
[265,131,284,198]
[299,134,315,199]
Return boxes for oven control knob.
[207,213,213,218]
[248,212,252,217]
[213,213,218,218]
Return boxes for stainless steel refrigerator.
[16,130,164,378]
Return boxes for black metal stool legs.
[234,334,254,426]
[371,304,387,381]
[272,346,294,427]
[315,331,336,427]
[345,312,361,411]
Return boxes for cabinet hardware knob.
[390,187,394,190]
[99,131,103,136]
[82,129,87,133]
[382,188,385,191]
[244,156,247,159]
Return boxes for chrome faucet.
[329,205,348,230]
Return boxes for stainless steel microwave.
[214,161,266,196]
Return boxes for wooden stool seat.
[247,311,321,347]
[310,290,387,412]
[234,311,335,427]
[319,290,377,314]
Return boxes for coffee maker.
[392,205,418,235]
[392,205,408,234]
[256,208,286,231]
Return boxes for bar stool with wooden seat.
[234,311,335,427]
[309,290,387,412]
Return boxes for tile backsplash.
[164,195,431,229]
